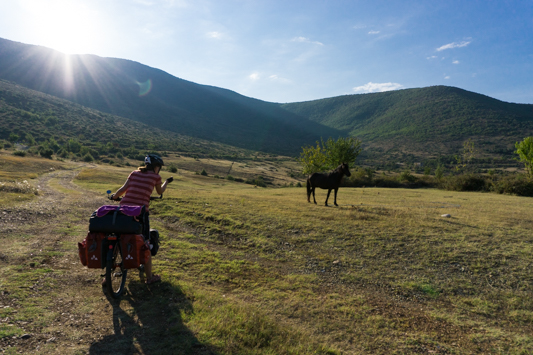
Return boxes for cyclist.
[109,154,173,284]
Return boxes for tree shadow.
[89,279,219,355]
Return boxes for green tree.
[298,143,328,175]
[48,138,60,152]
[8,133,20,143]
[66,138,81,153]
[515,137,533,177]
[435,164,445,180]
[455,139,476,172]
[298,137,362,175]
[323,137,362,169]
[25,133,36,146]
[38,143,54,159]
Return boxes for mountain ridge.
[2,37,533,165]
[281,85,533,162]
[0,37,341,156]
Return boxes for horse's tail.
[306,177,311,201]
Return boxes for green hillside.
[281,86,533,165]
[0,37,341,156]
[2,36,533,168]
[0,79,256,161]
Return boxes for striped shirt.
[120,170,162,211]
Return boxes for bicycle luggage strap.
[96,205,144,218]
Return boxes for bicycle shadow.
[89,279,219,355]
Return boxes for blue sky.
[0,0,532,104]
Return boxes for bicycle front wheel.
[105,243,128,298]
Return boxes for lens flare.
[137,79,152,96]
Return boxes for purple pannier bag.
[88,205,144,234]
[96,205,144,217]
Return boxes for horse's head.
[340,162,351,177]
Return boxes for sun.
[22,0,100,54]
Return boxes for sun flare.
[22,0,99,54]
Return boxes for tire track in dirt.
[0,165,117,354]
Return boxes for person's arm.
[155,176,173,195]
[112,180,130,200]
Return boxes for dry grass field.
[1,151,532,354]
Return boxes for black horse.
[307,163,351,206]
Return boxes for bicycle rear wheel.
[105,242,128,298]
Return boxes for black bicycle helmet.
[145,154,164,166]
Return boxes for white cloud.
[352,82,403,93]
[207,31,223,39]
[452,60,460,64]
[249,73,260,81]
[291,36,324,46]
[269,74,291,84]
[368,30,380,35]
[427,55,438,60]
[134,0,156,5]
[444,75,451,79]
[436,40,471,52]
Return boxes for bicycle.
[103,191,162,299]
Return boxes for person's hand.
[166,177,174,183]
[111,193,119,200]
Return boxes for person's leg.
[145,252,152,278]
[142,211,160,283]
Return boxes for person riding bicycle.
[109,154,173,284]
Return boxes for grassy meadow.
[1,152,533,354]
[78,162,533,353]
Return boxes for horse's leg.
[334,188,339,206]
[325,189,332,206]
[312,187,317,204]
[307,179,311,202]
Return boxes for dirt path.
[1,167,216,355]
[0,167,113,354]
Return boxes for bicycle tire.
[105,242,128,298]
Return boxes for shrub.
[40,148,54,159]
[168,164,178,173]
[0,180,38,195]
[439,174,488,192]
[57,149,69,158]
[8,133,20,143]
[398,170,416,183]
[245,176,267,187]
[200,169,208,176]
[226,175,235,181]
[491,174,533,196]
[13,150,26,157]
[83,153,95,162]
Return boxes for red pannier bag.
[120,234,150,269]
[78,232,106,269]
[78,239,87,266]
